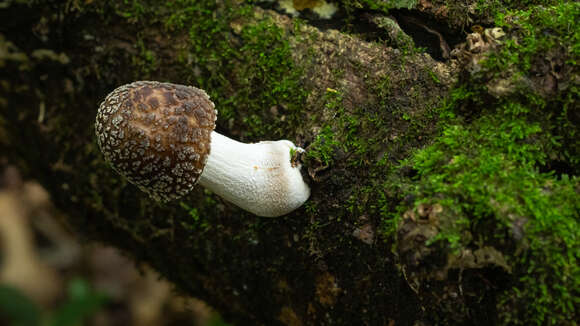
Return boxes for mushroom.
[95,81,310,217]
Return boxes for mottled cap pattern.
[95,81,217,202]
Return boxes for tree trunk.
[1,1,578,325]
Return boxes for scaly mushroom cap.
[95,81,217,202]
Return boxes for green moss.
[108,0,310,137]
[476,0,562,18]
[180,202,211,232]
[163,1,310,140]
[389,2,579,324]
[304,68,443,228]
[340,0,417,13]
[304,90,352,167]
[405,107,579,324]
[224,19,309,139]
[131,36,158,77]
[305,124,340,166]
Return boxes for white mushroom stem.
[197,131,311,217]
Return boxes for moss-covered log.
[1,0,578,325]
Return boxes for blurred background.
[0,162,229,326]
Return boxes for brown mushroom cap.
[95,81,217,202]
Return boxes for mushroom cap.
[95,81,217,202]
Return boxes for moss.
[418,0,564,30]
[303,64,445,236]
[305,124,340,167]
[224,18,309,139]
[180,202,211,232]
[404,106,579,324]
[475,0,563,18]
[390,2,579,324]
[340,0,417,13]
[131,36,158,77]
[160,1,310,140]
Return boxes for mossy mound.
[394,3,579,324]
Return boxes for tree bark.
[1,1,577,325]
